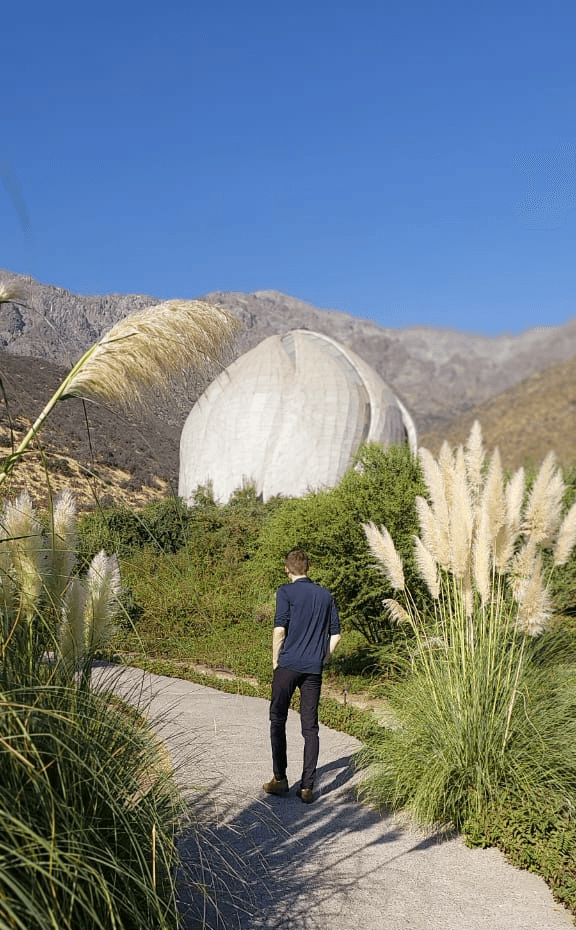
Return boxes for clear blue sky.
[2,0,575,334]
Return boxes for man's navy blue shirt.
[274,577,340,675]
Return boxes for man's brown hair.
[285,548,309,575]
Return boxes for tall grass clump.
[356,423,576,829]
[0,681,183,930]
[0,489,186,929]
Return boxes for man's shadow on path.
[177,754,452,930]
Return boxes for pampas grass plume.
[419,447,451,565]
[363,521,405,590]
[419,448,448,517]
[515,555,552,636]
[64,300,240,409]
[85,551,121,651]
[524,452,565,543]
[506,466,525,537]
[2,492,43,615]
[510,538,537,602]
[415,495,450,569]
[413,536,440,599]
[546,469,567,537]
[473,510,491,604]
[482,447,505,540]
[382,598,411,625]
[493,523,513,574]
[47,489,77,603]
[438,441,455,508]
[60,577,88,665]
[554,501,576,566]
[0,299,241,489]
[454,444,467,486]
[492,466,526,574]
[448,466,473,578]
[465,420,485,504]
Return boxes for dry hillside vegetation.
[419,355,576,470]
[0,350,178,509]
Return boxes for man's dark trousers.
[270,666,322,790]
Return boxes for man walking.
[263,549,341,804]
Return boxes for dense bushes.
[78,495,194,563]
[100,487,283,683]
[82,444,576,655]
[79,484,282,565]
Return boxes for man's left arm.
[272,586,289,670]
[272,626,286,670]
[324,633,341,663]
[324,598,341,664]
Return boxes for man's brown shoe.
[262,776,289,796]
[296,788,313,804]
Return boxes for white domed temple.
[179,330,417,503]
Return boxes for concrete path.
[92,664,574,930]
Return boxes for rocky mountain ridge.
[2,270,576,433]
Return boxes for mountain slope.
[419,355,576,470]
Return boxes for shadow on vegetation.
[176,755,451,930]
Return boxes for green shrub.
[108,487,282,667]
[251,442,428,645]
[78,497,194,564]
[118,544,268,640]
[79,485,282,566]
[117,555,274,685]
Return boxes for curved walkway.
[93,664,574,930]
